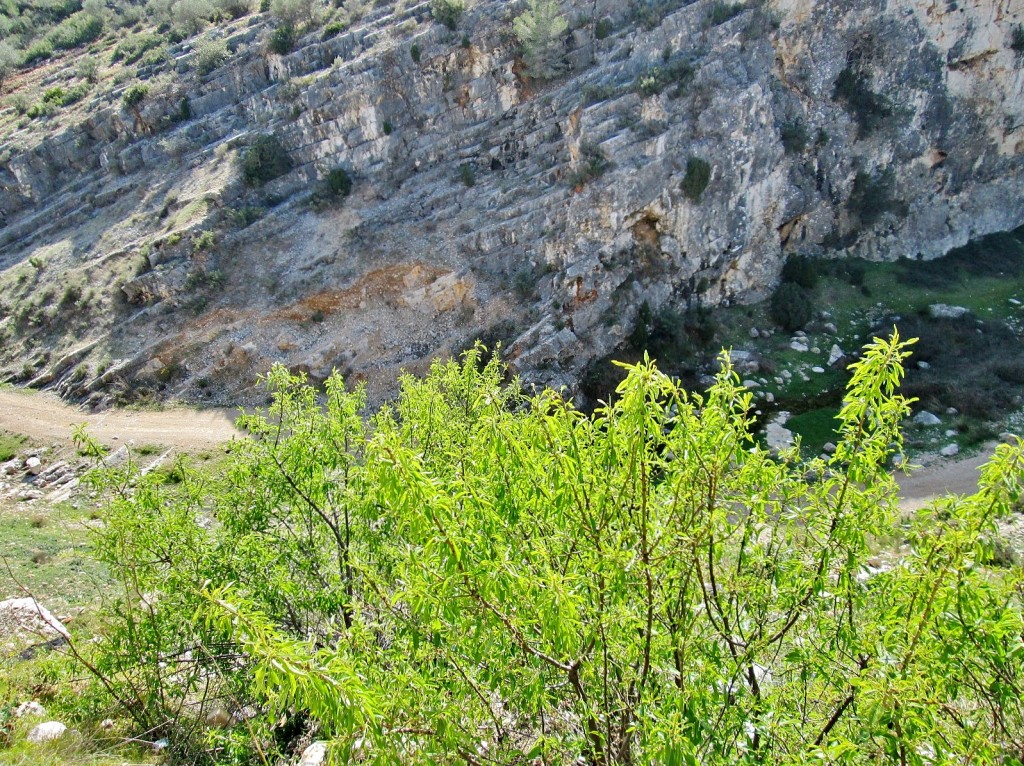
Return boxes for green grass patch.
[787,407,840,457]
[0,646,158,765]
[167,197,210,231]
[0,503,110,616]
[0,432,27,462]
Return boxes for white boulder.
[928,304,969,320]
[298,742,328,766]
[0,598,70,640]
[27,721,67,744]
[912,411,941,427]
[14,701,46,718]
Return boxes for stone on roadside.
[0,597,70,644]
[25,456,42,476]
[828,344,845,366]
[205,706,232,728]
[764,412,794,453]
[940,444,960,458]
[102,445,130,468]
[912,411,941,427]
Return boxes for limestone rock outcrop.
[0,0,1021,402]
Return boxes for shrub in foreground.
[70,336,1024,765]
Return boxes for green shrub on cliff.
[239,133,293,185]
[430,0,465,30]
[513,0,568,80]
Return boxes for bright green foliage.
[45,11,103,50]
[513,0,568,80]
[75,336,1024,764]
[111,33,166,64]
[267,23,295,53]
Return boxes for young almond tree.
[78,335,1024,765]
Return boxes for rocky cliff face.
[0,0,1022,405]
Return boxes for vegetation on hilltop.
[8,337,1019,765]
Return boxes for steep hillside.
[1,0,1022,406]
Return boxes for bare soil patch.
[0,388,240,452]
[896,446,997,513]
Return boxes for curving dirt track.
[895,448,997,513]
[0,386,1000,505]
[0,387,242,452]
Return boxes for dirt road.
[0,387,241,452]
[0,386,1002,504]
[895,448,997,512]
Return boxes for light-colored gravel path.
[895,447,997,513]
[0,387,241,452]
[0,385,1005,505]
